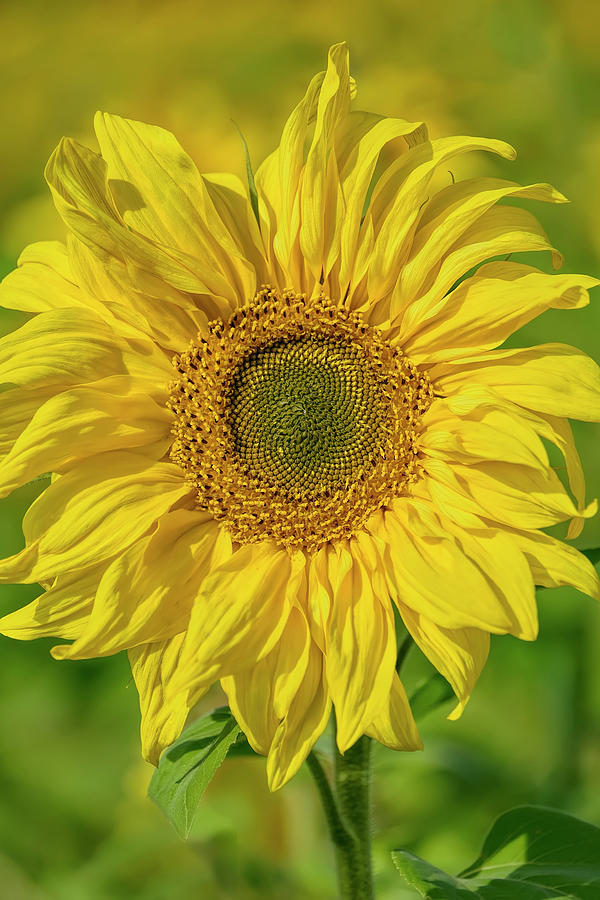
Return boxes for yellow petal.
[0,241,95,314]
[256,67,325,281]
[403,263,595,364]
[396,178,565,317]
[365,135,516,303]
[129,633,195,765]
[267,642,331,791]
[94,113,257,305]
[433,343,600,422]
[508,528,600,600]
[346,215,376,312]
[366,674,423,750]
[0,376,172,497]
[323,540,396,752]
[0,309,127,390]
[337,112,426,291]
[222,669,279,756]
[400,607,490,720]
[0,386,57,459]
[9,233,189,355]
[402,204,563,325]
[421,403,549,469]
[46,137,231,298]
[540,415,587,539]
[380,500,522,634]
[306,543,334,651]
[0,566,103,640]
[0,305,170,392]
[422,387,591,539]
[67,235,209,351]
[0,453,190,584]
[203,173,268,287]
[52,511,230,660]
[299,43,352,278]
[221,606,311,755]
[173,545,305,705]
[414,457,488,529]
[443,520,538,639]
[500,404,591,539]
[445,459,591,531]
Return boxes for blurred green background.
[0,0,599,897]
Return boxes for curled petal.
[432,343,600,422]
[323,540,396,752]
[267,642,331,791]
[129,633,196,766]
[399,609,490,720]
[222,606,312,755]
[0,566,103,641]
[0,377,172,498]
[366,674,423,750]
[173,545,306,705]
[0,453,190,584]
[52,511,230,660]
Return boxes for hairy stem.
[334,735,374,899]
[307,731,374,899]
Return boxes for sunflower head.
[0,42,598,791]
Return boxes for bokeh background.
[1,1,599,897]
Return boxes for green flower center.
[226,334,387,494]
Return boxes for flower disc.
[169,288,434,551]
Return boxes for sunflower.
[1,43,599,791]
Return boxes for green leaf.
[148,707,241,839]
[232,120,260,226]
[393,805,600,899]
[409,672,454,720]
[393,851,477,899]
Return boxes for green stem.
[307,732,374,899]
[306,751,356,857]
[334,735,374,899]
